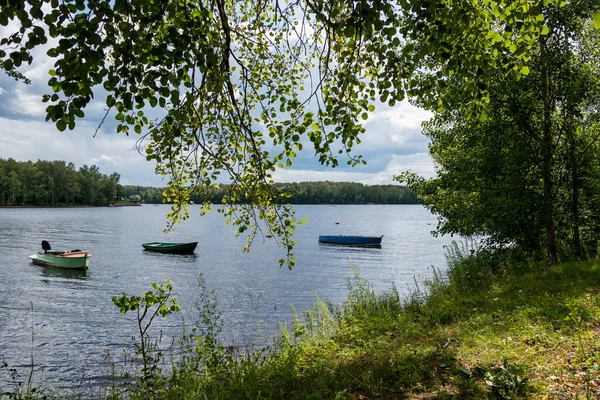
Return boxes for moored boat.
[28,240,91,269]
[318,235,383,247]
[28,250,91,269]
[142,242,198,254]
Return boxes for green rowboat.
[28,250,91,269]
[142,242,198,254]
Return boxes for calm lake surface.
[0,204,455,390]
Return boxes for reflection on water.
[318,243,382,250]
[36,265,89,280]
[140,251,198,261]
[0,205,455,390]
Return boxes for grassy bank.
[6,243,600,399]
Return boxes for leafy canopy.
[397,2,600,260]
[0,0,552,267]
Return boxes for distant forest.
[0,158,419,206]
[0,158,121,206]
[122,181,419,205]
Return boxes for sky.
[0,27,436,188]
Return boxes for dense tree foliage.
[274,182,418,204]
[0,156,416,207]
[0,158,121,206]
[0,0,556,267]
[398,2,600,262]
[122,182,418,205]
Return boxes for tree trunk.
[567,107,581,258]
[541,37,558,263]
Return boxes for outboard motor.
[41,240,51,253]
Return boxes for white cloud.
[7,87,48,117]
[360,101,432,149]
[385,152,436,179]
[273,168,376,183]
[0,116,163,186]
[90,154,122,166]
[0,95,436,187]
[368,101,432,131]
[273,151,435,184]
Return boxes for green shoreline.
[0,202,142,208]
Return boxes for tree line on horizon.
[122,181,419,205]
[0,158,418,207]
[0,158,121,206]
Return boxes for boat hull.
[142,242,198,254]
[318,235,383,247]
[28,251,91,269]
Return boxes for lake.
[0,204,455,391]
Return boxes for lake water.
[0,204,455,391]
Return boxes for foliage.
[0,358,49,400]
[397,2,600,262]
[483,360,528,399]
[122,181,419,205]
[112,279,181,383]
[176,273,236,382]
[272,182,418,205]
[443,239,496,292]
[0,157,120,206]
[0,0,552,267]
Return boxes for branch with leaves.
[0,0,565,267]
[112,279,181,380]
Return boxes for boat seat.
[47,250,65,255]
[42,240,51,253]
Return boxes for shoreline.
[0,203,143,208]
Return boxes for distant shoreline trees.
[122,181,419,206]
[0,158,121,207]
[0,158,418,207]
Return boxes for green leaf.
[594,11,600,29]
[56,120,66,132]
[520,66,529,75]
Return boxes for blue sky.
[0,27,435,187]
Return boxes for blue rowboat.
[318,235,383,247]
